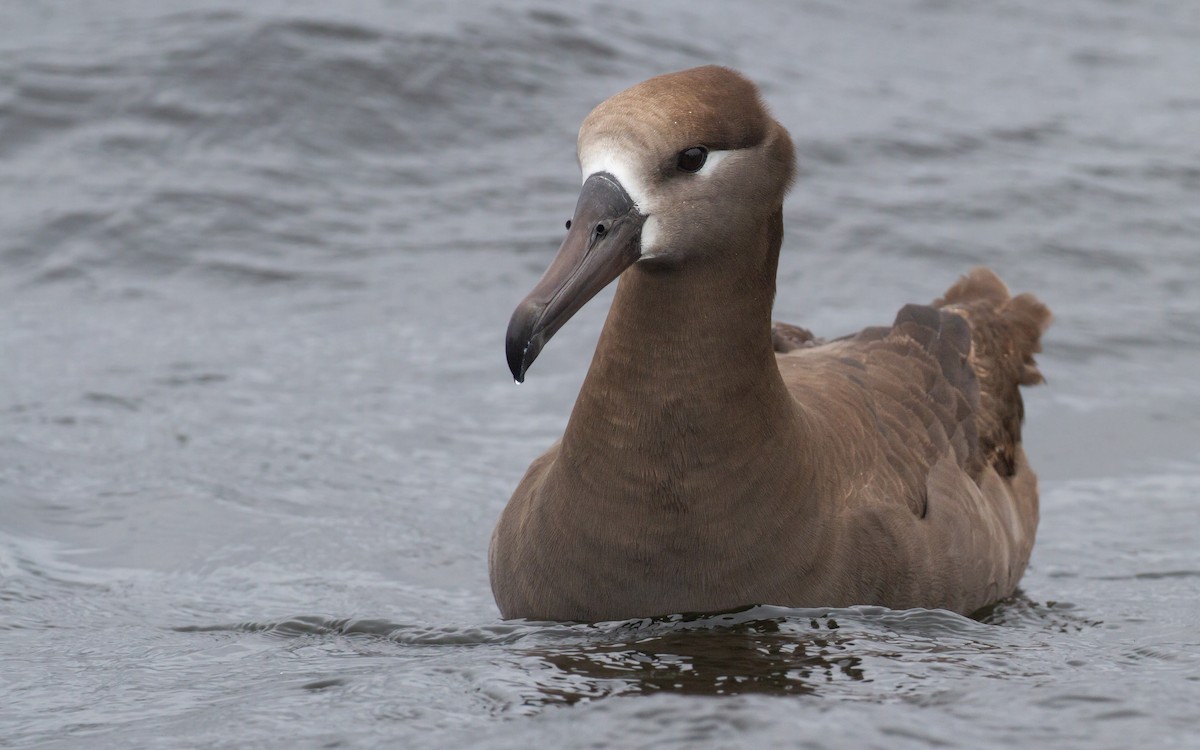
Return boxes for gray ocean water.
[2,0,1199,747]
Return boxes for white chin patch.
[638,215,661,259]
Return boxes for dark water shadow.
[519,598,1109,705]
[973,590,1103,632]
[529,609,864,703]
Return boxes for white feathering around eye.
[695,149,732,175]
[578,142,658,214]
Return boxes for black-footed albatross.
[491,65,1051,622]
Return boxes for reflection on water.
[534,611,857,701]
[515,599,1116,707]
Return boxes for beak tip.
[501,333,530,384]
[509,344,537,383]
[507,295,553,383]
[508,355,527,383]
[506,350,526,383]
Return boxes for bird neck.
[555,210,805,504]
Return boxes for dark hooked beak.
[506,172,646,382]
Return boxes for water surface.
[2,1,1199,747]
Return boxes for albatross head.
[506,65,796,382]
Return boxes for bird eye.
[676,146,708,173]
[565,219,572,230]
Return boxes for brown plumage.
[492,66,1051,622]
